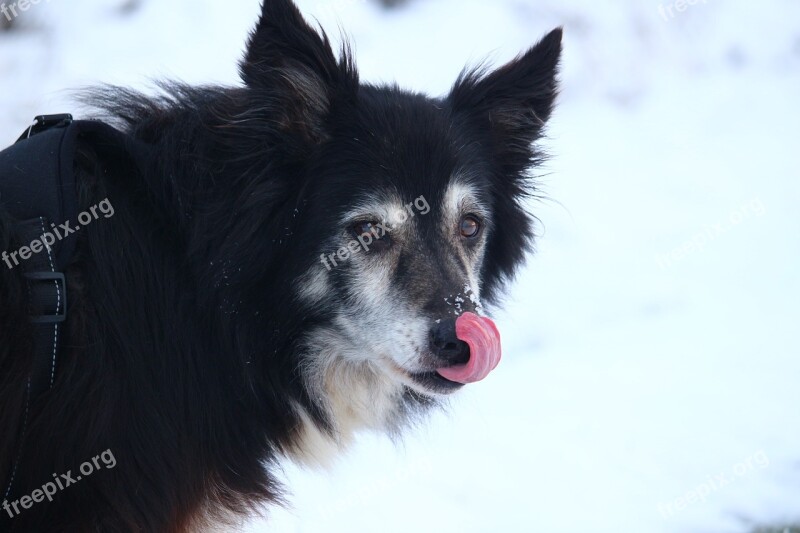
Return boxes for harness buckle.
[16,114,74,143]
[24,271,67,324]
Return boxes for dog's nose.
[429,318,470,366]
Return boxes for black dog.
[0,0,561,530]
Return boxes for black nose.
[430,318,470,366]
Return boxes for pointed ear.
[239,0,358,143]
[448,28,562,171]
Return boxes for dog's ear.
[449,29,561,302]
[448,28,562,172]
[239,0,357,144]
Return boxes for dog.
[0,0,561,530]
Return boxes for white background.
[1,1,799,531]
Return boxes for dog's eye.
[459,215,482,239]
[349,221,390,251]
[351,221,380,239]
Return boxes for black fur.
[0,0,561,530]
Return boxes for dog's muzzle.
[431,312,502,385]
[430,318,471,366]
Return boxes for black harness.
[0,114,140,503]
[1,115,78,399]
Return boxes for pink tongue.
[436,312,502,384]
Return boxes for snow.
[2,0,799,531]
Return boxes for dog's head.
[237,0,561,444]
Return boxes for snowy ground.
[1,1,799,532]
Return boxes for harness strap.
[18,218,67,397]
[2,113,148,397]
[1,115,78,267]
[0,218,64,508]
[1,115,74,397]
[1,114,149,504]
